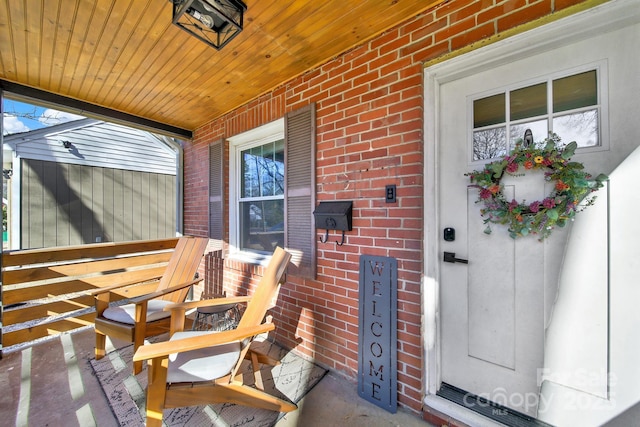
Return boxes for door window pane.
[553,70,597,113]
[473,127,507,161]
[510,83,547,121]
[510,119,548,149]
[474,94,505,128]
[553,110,599,147]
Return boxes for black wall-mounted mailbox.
[313,201,353,231]
[314,201,353,246]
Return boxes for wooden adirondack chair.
[94,236,209,374]
[133,246,296,427]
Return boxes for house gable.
[5,118,176,175]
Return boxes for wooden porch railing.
[1,238,180,352]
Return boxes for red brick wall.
[184,0,595,412]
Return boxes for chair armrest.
[93,278,163,316]
[164,292,250,335]
[163,296,252,312]
[133,323,275,362]
[89,278,162,296]
[129,277,203,304]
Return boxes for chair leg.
[133,328,145,375]
[250,351,265,391]
[246,347,281,367]
[95,331,106,360]
[133,359,143,375]
[146,357,169,427]
[222,382,298,412]
[164,382,298,413]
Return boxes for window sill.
[227,250,272,268]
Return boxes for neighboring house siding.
[21,159,175,248]
[7,119,177,249]
[182,0,596,412]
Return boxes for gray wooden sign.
[358,254,397,413]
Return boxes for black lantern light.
[172,0,247,50]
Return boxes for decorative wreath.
[467,133,608,240]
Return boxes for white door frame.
[421,0,638,422]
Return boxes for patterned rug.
[90,337,327,426]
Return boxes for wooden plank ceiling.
[0,0,440,133]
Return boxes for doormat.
[90,337,327,426]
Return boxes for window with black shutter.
[218,104,316,278]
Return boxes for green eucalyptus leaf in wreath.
[484,225,492,235]
[546,209,559,221]
[520,228,529,236]
[595,173,609,183]
[544,139,556,151]
[565,161,584,171]
[562,141,578,159]
[491,161,506,178]
[574,177,589,187]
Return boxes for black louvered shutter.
[209,140,224,240]
[285,104,316,278]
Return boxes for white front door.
[439,77,558,418]
[436,19,622,418]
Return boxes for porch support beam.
[0,80,192,140]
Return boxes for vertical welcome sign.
[358,255,397,413]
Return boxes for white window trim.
[228,118,284,265]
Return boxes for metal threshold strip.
[436,383,554,427]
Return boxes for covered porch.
[3,1,640,426]
[0,326,430,426]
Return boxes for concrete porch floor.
[0,327,434,427]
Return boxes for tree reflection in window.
[240,139,285,253]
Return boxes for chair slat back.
[226,247,291,383]
[237,247,292,329]
[158,236,209,302]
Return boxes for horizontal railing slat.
[3,252,172,285]
[2,237,178,267]
[4,296,96,325]
[4,266,167,306]
[3,314,96,347]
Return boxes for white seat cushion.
[102,299,174,325]
[167,331,241,383]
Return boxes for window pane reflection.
[510,83,547,121]
[510,120,548,148]
[473,127,507,160]
[553,71,597,113]
[474,94,505,128]
[553,110,599,147]
[239,200,284,253]
[241,139,285,198]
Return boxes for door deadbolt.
[443,227,455,241]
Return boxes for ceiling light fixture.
[172,0,247,50]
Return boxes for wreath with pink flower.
[467,134,608,240]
